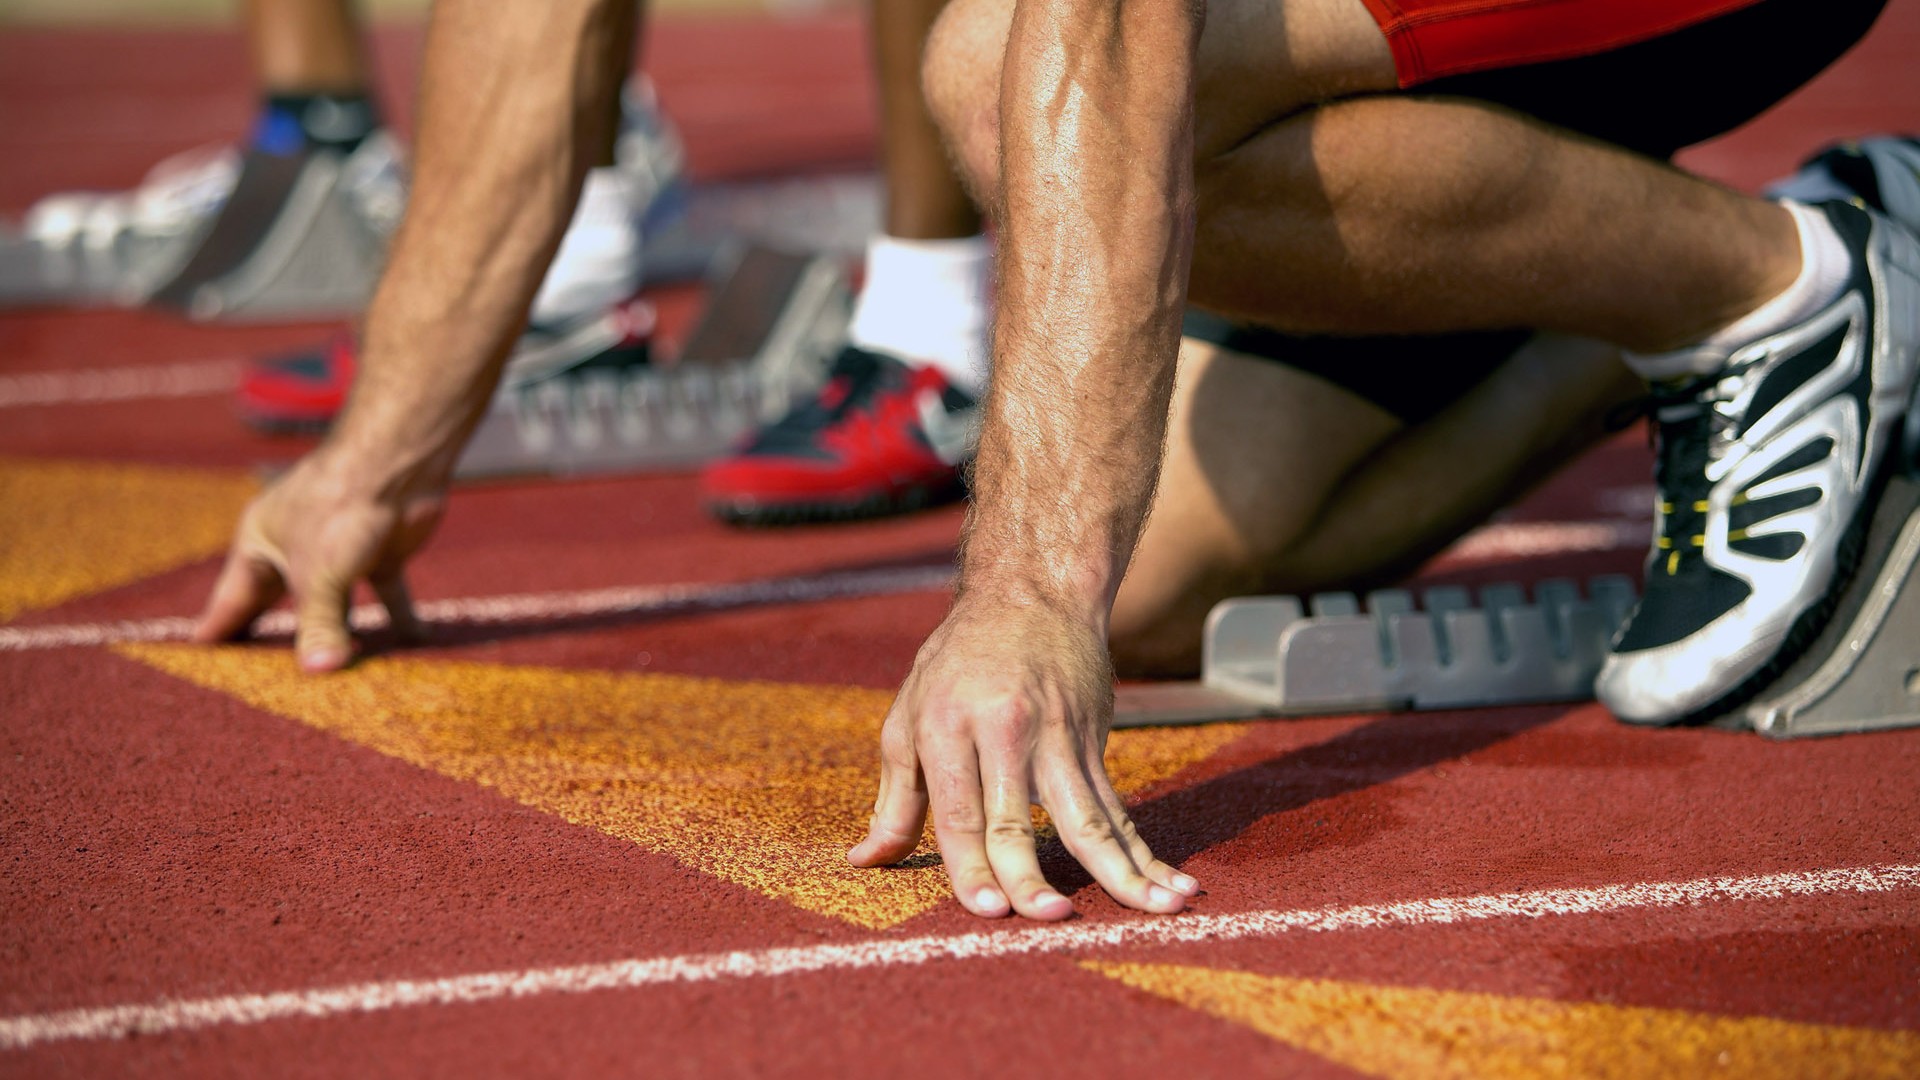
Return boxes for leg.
[698,0,991,525]
[927,0,1792,353]
[1112,335,1641,676]
[245,0,369,94]
[872,0,982,240]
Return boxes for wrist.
[955,558,1116,634]
[305,426,453,504]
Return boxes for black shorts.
[1187,0,1889,424]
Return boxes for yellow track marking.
[0,458,253,622]
[118,644,1243,929]
[1085,962,1920,1079]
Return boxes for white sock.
[1624,200,1851,380]
[531,166,642,326]
[847,233,993,396]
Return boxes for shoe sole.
[238,407,335,436]
[707,478,965,528]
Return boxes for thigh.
[926,0,1400,174]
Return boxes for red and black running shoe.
[237,331,357,434]
[700,345,978,525]
[235,298,657,435]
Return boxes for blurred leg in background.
[698,0,995,526]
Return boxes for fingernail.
[1035,890,1071,914]
[1148,885,1182,910]
[1171,873,1199,895]
[974,887,1007,913]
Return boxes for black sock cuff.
[262,91,379,152]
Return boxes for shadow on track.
[1038,703,1574,897]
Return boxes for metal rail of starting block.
[454,244,851,478]
[1112,577,1638,728]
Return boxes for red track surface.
[4,8,1920,1077]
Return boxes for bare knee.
[924,0,1013,208]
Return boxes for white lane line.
[0,360,244,409]
[1442,519,1646,562]
[0,517,1642,654]
[0,563,955,653]
[4,863,1913,1051]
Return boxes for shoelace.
[1644,366,1759,576]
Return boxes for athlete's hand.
[192,448,446,672]
[848,595,1199,919]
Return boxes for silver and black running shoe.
[1597,200,1920,724]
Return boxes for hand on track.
[192,451,445,672]
[848,597,1199,919]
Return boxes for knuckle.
[933,804,986,836]
[1069,814,1119,847]
[879,727,917,771]
[986,817,1035,844]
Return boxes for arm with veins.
[969,0,1201,616]
[850,0,1206,920]
[194,0,632,670]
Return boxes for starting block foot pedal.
[1727,471,1920,738]
[1113,576,1637,728]
[454,244,850,479]
[146,136,400,321]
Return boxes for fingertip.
[298,646,350,674]
[1146,884,1186,913]
[1170,872,1200,897]
[847,829,918,868]
[969,887,1010,918]
[1028,889,1074,921]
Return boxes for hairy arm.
[966,0,1201,620]
[195,0,631,669]
[334,0,629,486]
[851,0,1204,919]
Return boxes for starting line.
[0,520,1645,654]
[0,563,958,653]
[0,359,243,409]
[3,863,1914,1051]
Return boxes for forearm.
[961,0,1201,621]
[324,0,630,490]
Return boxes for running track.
[3,7,1919,1077]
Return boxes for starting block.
[1116,474,1920,736]
[0,138,401,320]
[455,244,851,478]
[1113,577,1637,728]
[146,139,400,321]
[1728,471,1920,739]
[638,172,878,284]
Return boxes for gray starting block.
[455,244,850,478]
[1731,472,1920,739]
[0,138,401,320]
[148,139,399,321]
[1113,577,1638,728]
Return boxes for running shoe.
[1596,200,1920,725]
[699,345,978,525]
[237,297,656,434]
[237,330,359,434]
[1766,136,1920,224]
